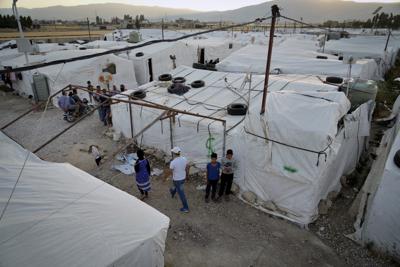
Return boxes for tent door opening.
[148,58,153,82]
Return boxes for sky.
[1,0,399,10]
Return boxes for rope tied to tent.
[244,127,332,166]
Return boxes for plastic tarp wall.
[322,35,399,75]
[351,96,400,261]
[179,37,244,63]
[0,131,170,267]
[111,66,372,224]
[111,66,340,168]
[236,95,373,224]
[216,43,381,81]
[1,49,138,101]
[118,42,194,85]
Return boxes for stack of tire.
[158,74,206,95]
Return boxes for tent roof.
[216,43,380,80]
[118,66,348,135]
[1,49,107,68]
[0,131,169,267]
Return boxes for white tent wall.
[179,37,244,64]
[0,131,170,267]
[322,35,399,72]
[234,100,373,224]
[118,42,194,85]
[216,43,381,81]
[111,66,373,224]
[1,49,138,103]
[351,96,400,261]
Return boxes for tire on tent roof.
[191,80,205,88]
[130,89,146,99]
[326,76,343,84]
[316,55,328,59]
[227,103,248,116]
[394,150,400,168]
[168,83,190,95]
[172,77,186,83]
[135,52,144,57]
[158,73,172,81]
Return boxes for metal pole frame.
[3,84,228,156]
[1,85,70,130]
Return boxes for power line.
[0,16,271,75]
[279,15,338,33]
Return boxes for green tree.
[135,15,140,29]
[26,16,32,28]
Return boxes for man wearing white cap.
[169,146,189,213]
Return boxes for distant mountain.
[170,0,400,23]
[0,3,198,21]
[0,1,399,23]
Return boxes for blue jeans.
[171,180,189,210]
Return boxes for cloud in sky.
[1,0,399,10]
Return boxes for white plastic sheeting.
[118,42,194,85]
[216,43,381,80]
[111,66,371,224]
[238,97,373,224]
[1,49,138,100]
[351,96,400,261]
[179,37,244,63]
[0,131,170,267]
[323,35,399,75]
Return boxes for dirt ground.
[0,92,394,267]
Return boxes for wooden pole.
[87,18,91,41]
[260,5,279,115]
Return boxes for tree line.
[322,12,400,30]
[0,14,33,29]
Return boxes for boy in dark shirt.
[218,149,236,201]
[205,152,221,203]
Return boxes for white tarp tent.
[111,66,372,224]
[0,131,170,267]
[216,43,381,81]
[118,42,194,85]
[179,37,244,64]
[350,96,400,261]
[322,35,399,75]
[0,49,138,100]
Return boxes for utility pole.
[260,5,280,115]
[161,18,164,40]
[12,0,29,64]
[384,19,393,52]
[87,17,91,41]
[384,30,391,52]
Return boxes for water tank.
[128,32,141,43]
[32,74,50,102]
[340,79,378,110]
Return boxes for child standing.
[134,149,151,200]
[218,149,236,201]
[205,152,221,203]
[89,145,102,166]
